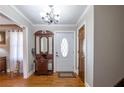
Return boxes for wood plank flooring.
[0,73,84,87]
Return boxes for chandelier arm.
[40,5,59,24]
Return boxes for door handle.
[56,52,59,57]
[56,54,59,57]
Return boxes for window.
[61,38,68,57]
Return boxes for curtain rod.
[0,24,24,31]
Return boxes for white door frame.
[22,26,29,79]
[54,31,76,73]
[77,21,87,85]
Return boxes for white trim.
[25,69,35,79]
[54,31,76,73]
[23,26,29,79]
[10,5,33,26]
[76,5,90,26]
[33,24,76,27]
[53,32,56,72]
[73,31,76,73]
[85,82,91,87]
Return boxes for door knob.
[56,54,59,57]
[56,52,59,57]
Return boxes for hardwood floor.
[0,73,84,87]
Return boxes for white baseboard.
[24,69,35,79]
[85,82,91,87]
[28,69,35,77]
[75,69,78,75]
[7,69,10,72]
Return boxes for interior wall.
[76,6,94,87]
[94,5,124,87]
[33,25,76,32]
[0,14,15,24]
[0,5,34,78]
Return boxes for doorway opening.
[78,25,86,82]
[0,13,25,79]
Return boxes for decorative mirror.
[41,37,48,53]
[36,36,40,54]
[48,37,52,54]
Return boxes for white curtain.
[9,30,23,73]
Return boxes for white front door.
[55,32,74,72]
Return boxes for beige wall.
[94,5,124,86]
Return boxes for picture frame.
[0,31,6,45]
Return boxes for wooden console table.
[0,57,6,73]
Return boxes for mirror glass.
[49,37,52,54]
[41,37,47,53]
[36,36,40,54]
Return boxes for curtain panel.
[9,30,23,74]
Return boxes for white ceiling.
[15,5,86,25]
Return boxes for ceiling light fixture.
[40,5,60,24]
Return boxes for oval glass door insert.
[61,38,68,57]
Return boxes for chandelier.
[40,5,60,24]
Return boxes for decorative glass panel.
[61,38,68,57]
[49,37,52,54]
[41,37,47,53]
[36,36,40,54]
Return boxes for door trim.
[77,21,87,85]
[54,31,76,73]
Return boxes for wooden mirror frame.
[40,36,48,54]
[34,30,54,55]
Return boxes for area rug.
[58,72,76,78]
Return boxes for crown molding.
[76,5,91,26]
[10,5,33,26]
[33,24,76,27]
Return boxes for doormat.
[58,72,76,78]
